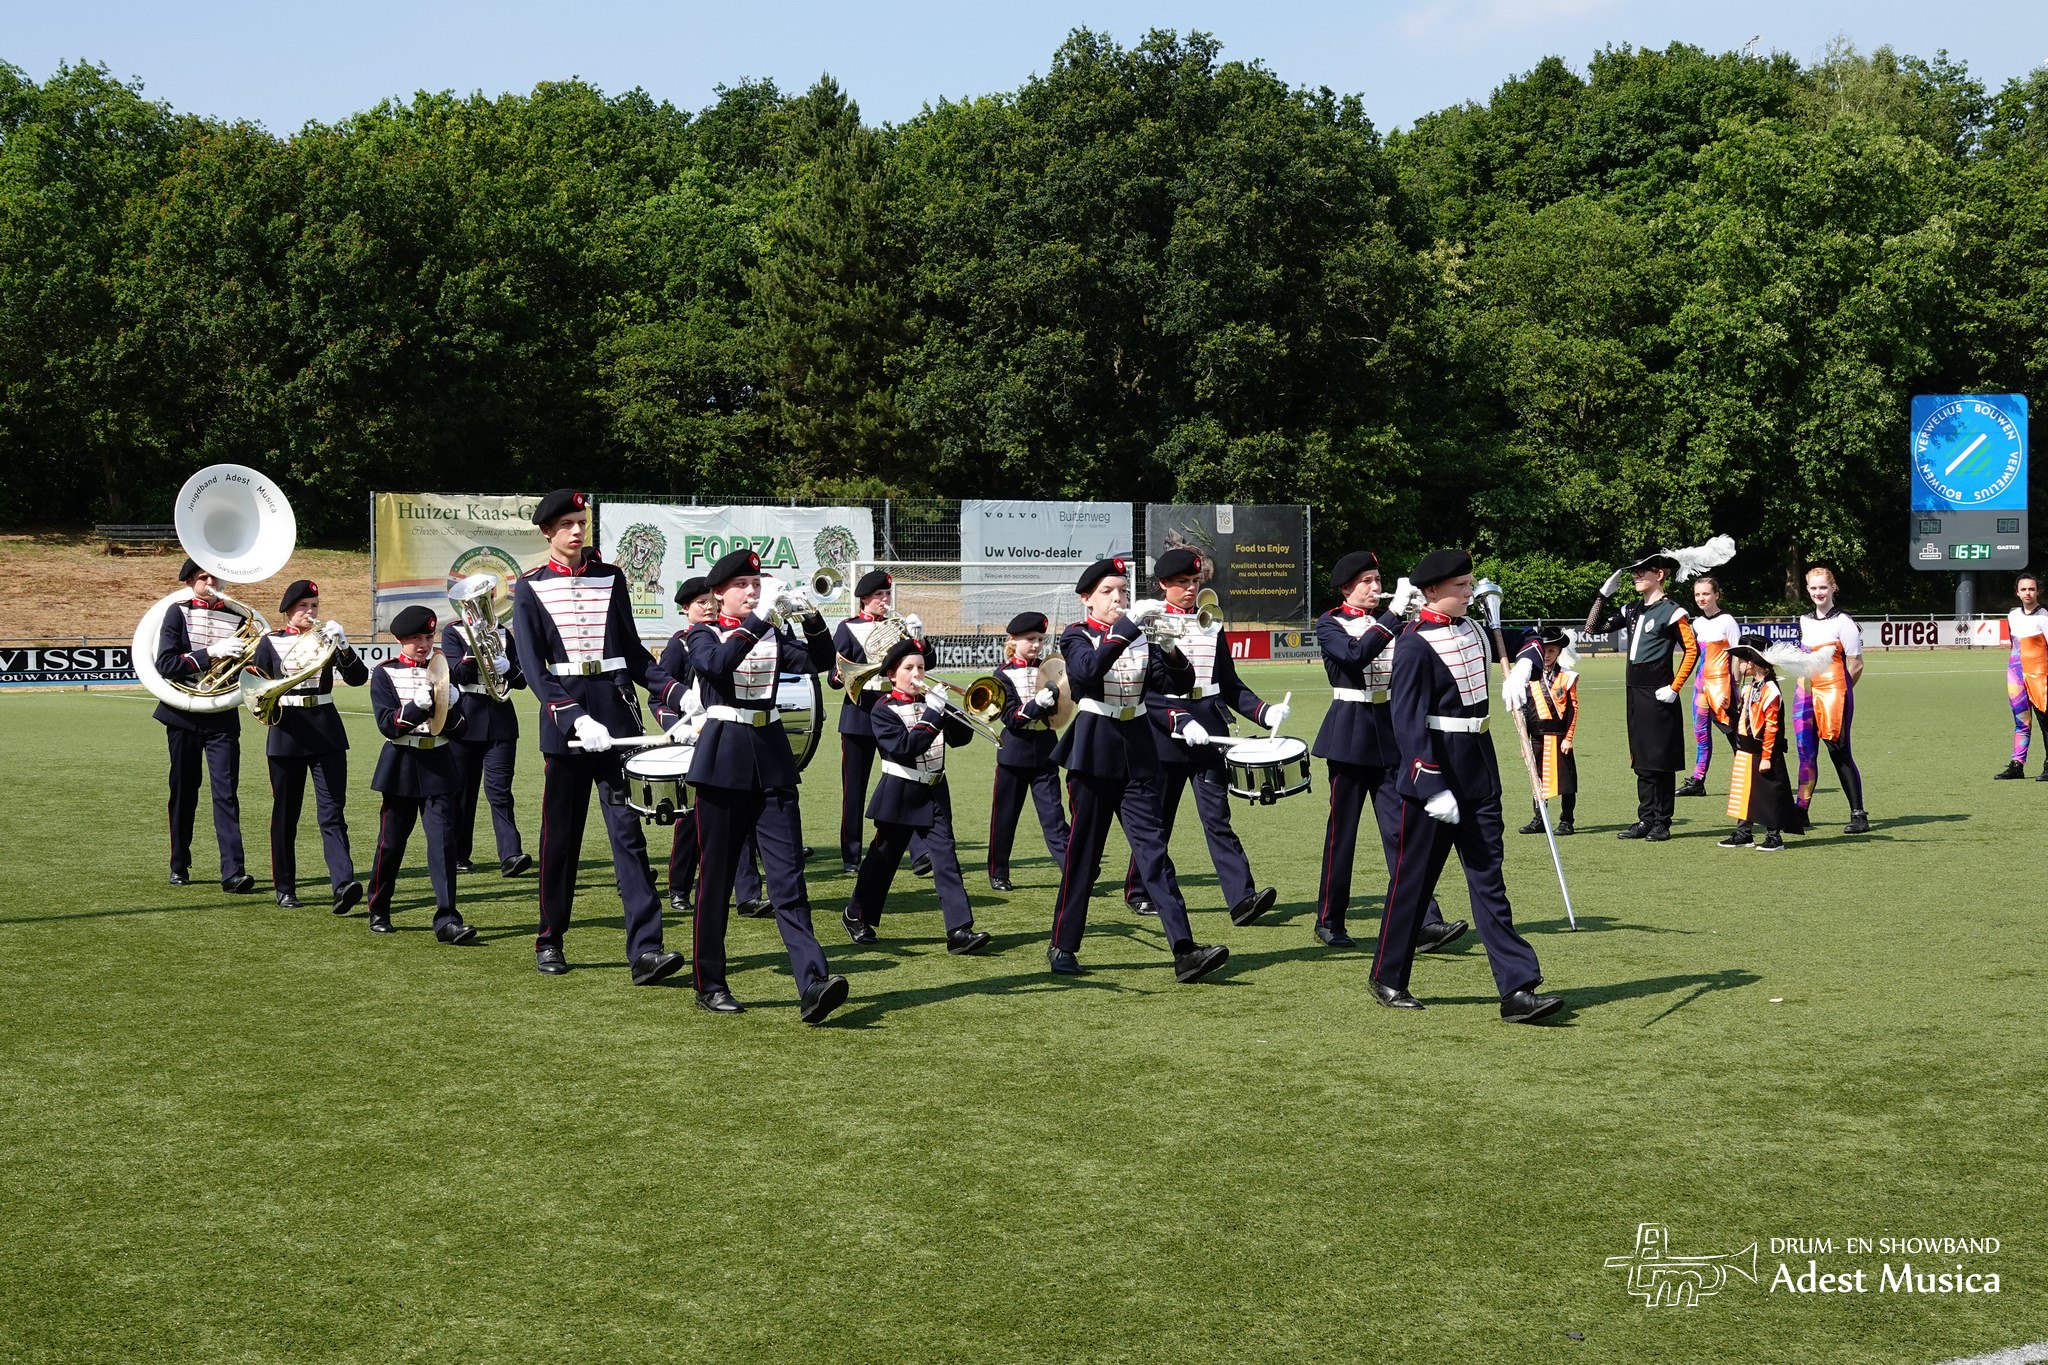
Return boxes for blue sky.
[12,0,2046,133]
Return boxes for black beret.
[673,576,710,608]
[1006,611,1050,636]
[1075,556,1131,595]
[279,579,319,613]
[1410,548,1473,589]
[1153,547,1203,580]
[854,570,893,599]
[1329,550,1379,592]
[879,636,930,677]
[391,605,438,637]
[532,488,589,526]
[178,557,205,583]
[706,547,762,588]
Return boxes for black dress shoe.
[1416,918,1469,954]
[436,920,479,946]
[798,974,850,1024]
[1173,942,1229,984]
[842,860,861,876]
[1518,816,1544,834]
[669,891,691,914]
[501,852,533,877]
[842,905,877,945]
[1126,892,1157,917]
[947,926,992,955]
[168,871,190,886]
[368,913,394,934]
[737,897,773,918]
[1555,819,1575,836]
[1047,946,1084,975]
[1616,822,1649,840]
[536,946,569,975]
[1369,978,1424,1009]
[1994,760,2025,779]
[1645,824,1671,842]
[695,987,744,1014]
[454,859,476,875]
[1229,886,1276,927]
[988,875,1014,892]
[333,880,364,915]
[1843,810,1871,834]
[801,845,815,860]
[1677,776,1707,797]
[631,949,686,986]
[1500,988,1564,1023]
[222,873,257,894]
[910,856,934,878]
[1315,922,1355,948]
[275,892,302,909]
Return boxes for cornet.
[809,567,842,599]
[1131,588,1222,647]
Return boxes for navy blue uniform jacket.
[1391,613,1540,804]
[369,656,467,798]
[1311,605,1404,769]
[153,598,246,735]
[1050,616,1194,780]
[1144,629,1270,772]
[866,692,975,828]
[440,621,525,743]
[250,629,369,758]
[685,612,834,791]
[510,557,686,756]
[994,659,1059,770]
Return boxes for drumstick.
[568,732,681,751]
[1269,692,1290,739]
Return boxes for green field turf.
[3,653,2043,1364]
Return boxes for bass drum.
[778,671,825,772]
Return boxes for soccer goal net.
[842,560,1082,638]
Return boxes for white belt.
[549,657,625,677]
[276,693,333,708]
[457,683,491,695]
[1331,687,1389,704]
[706,704,771,727]
[394,734,447,750]
[1158,685,1213,702]
[1076,698,1142,721]
[1426,715,1489,733]
[881,761,943,785]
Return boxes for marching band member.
[1046,557,1228,983]
[1124,548,1280,926]
[510,489,690,985]
[1994,572,2048,780]
[153,557,256,893]
[1679,576,1741,797]
[832,571,930,877]
[250,579,367,911]
[1308,550,1468,952]
[1793,566,1870,833]
[986,611,1069,891]
[1517,625,1578,836]
[1372,549,1560,1023]
[1718,634,1810,850]
[364,606,474,941]
[441,602,532,878]
[842,638,992,954]
[1584,549,1699,841]
[685,548,848,1022]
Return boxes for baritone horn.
[236,630,335,725]
[449,572,514,702]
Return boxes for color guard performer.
[364,606,475,942]
[1584,549,1699,841]
[842,638,993,954]
[1046,557,1228,983]
[1517,625,1579,837]
[1124,548,1281,926]
[1372,549,1560,1023]
[249,579,367,911]
[1717,634,1811,850]
[510,489,691,985]
[1678,576,1740,798]
[832,570,929,877]
[685,548,848,1022]
[1994,572,2047,780]
[1792,566,1870,833]
[154,557,256,892]
[986,611,1068,891]
[1310,550,1467,953]
[442,602,532,878]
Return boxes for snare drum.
[623,744,695,824]
[1222,735,1312,805]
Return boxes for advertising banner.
[371,493,552,634]
[959,501,1132,627]
[0,643,137,687]
[597,503,874,641]
[1144,505,1310,626]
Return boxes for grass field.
[3,653,2043,1364]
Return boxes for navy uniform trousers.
[1052,770,1197,953]
[167,728,246,881]
[691,784,830,994]
[987,764,1069,880]
[367,792,459,928]
[1316,761,1445,934]
[537,751,666,962]
[1124,764,1252,908]
[1372,794,1539,996]
[451,735,523,866]
[840,735,926,869]
[852,782,973,932]
[668,821,764,905]
[269,753,354,895]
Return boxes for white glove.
[572,715,613,753]
[1504,657,1534,708]
[1034,686,1056,708]
[1125,599,1166,625]
[923,686,950,715]
[1599,567,1628,597]
[1388,578,1424,617]
[1179,719,1212,746]
[1424,790,1460,825]
[902,613,925,638]
[681,688,707,718]
[1655,685,1678,703]
[1263,701,1291,729]
[780,586,814,618]
[322,620,349,648]
[665,716,695,743]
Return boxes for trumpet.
[760,574,828,625]
[809,566,842,599]
[920,674,1005,744]
[1131,588,1222,647]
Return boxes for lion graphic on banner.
[614,523,668,598]
[814,524,858,573]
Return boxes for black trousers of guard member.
[1124,766,1254,909]
[840,735,925,867]
[268,753,355,895]
[1316,761,1444,934]
[851,783,973,932]
[1635,771,1676,829]
[987,764,1068,881]
[366,793,459,927]
[668,823,763,905]
[1373,794,1540,997]
[691,784,830,995]
[166,727,245,881]
[537,752,666,962]
[1532,748,1578,824]
[451,735,524,866]
[1052,771,1196,954]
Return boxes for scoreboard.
[1909,395,2028,571]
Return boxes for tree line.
[3,31,2044,612]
